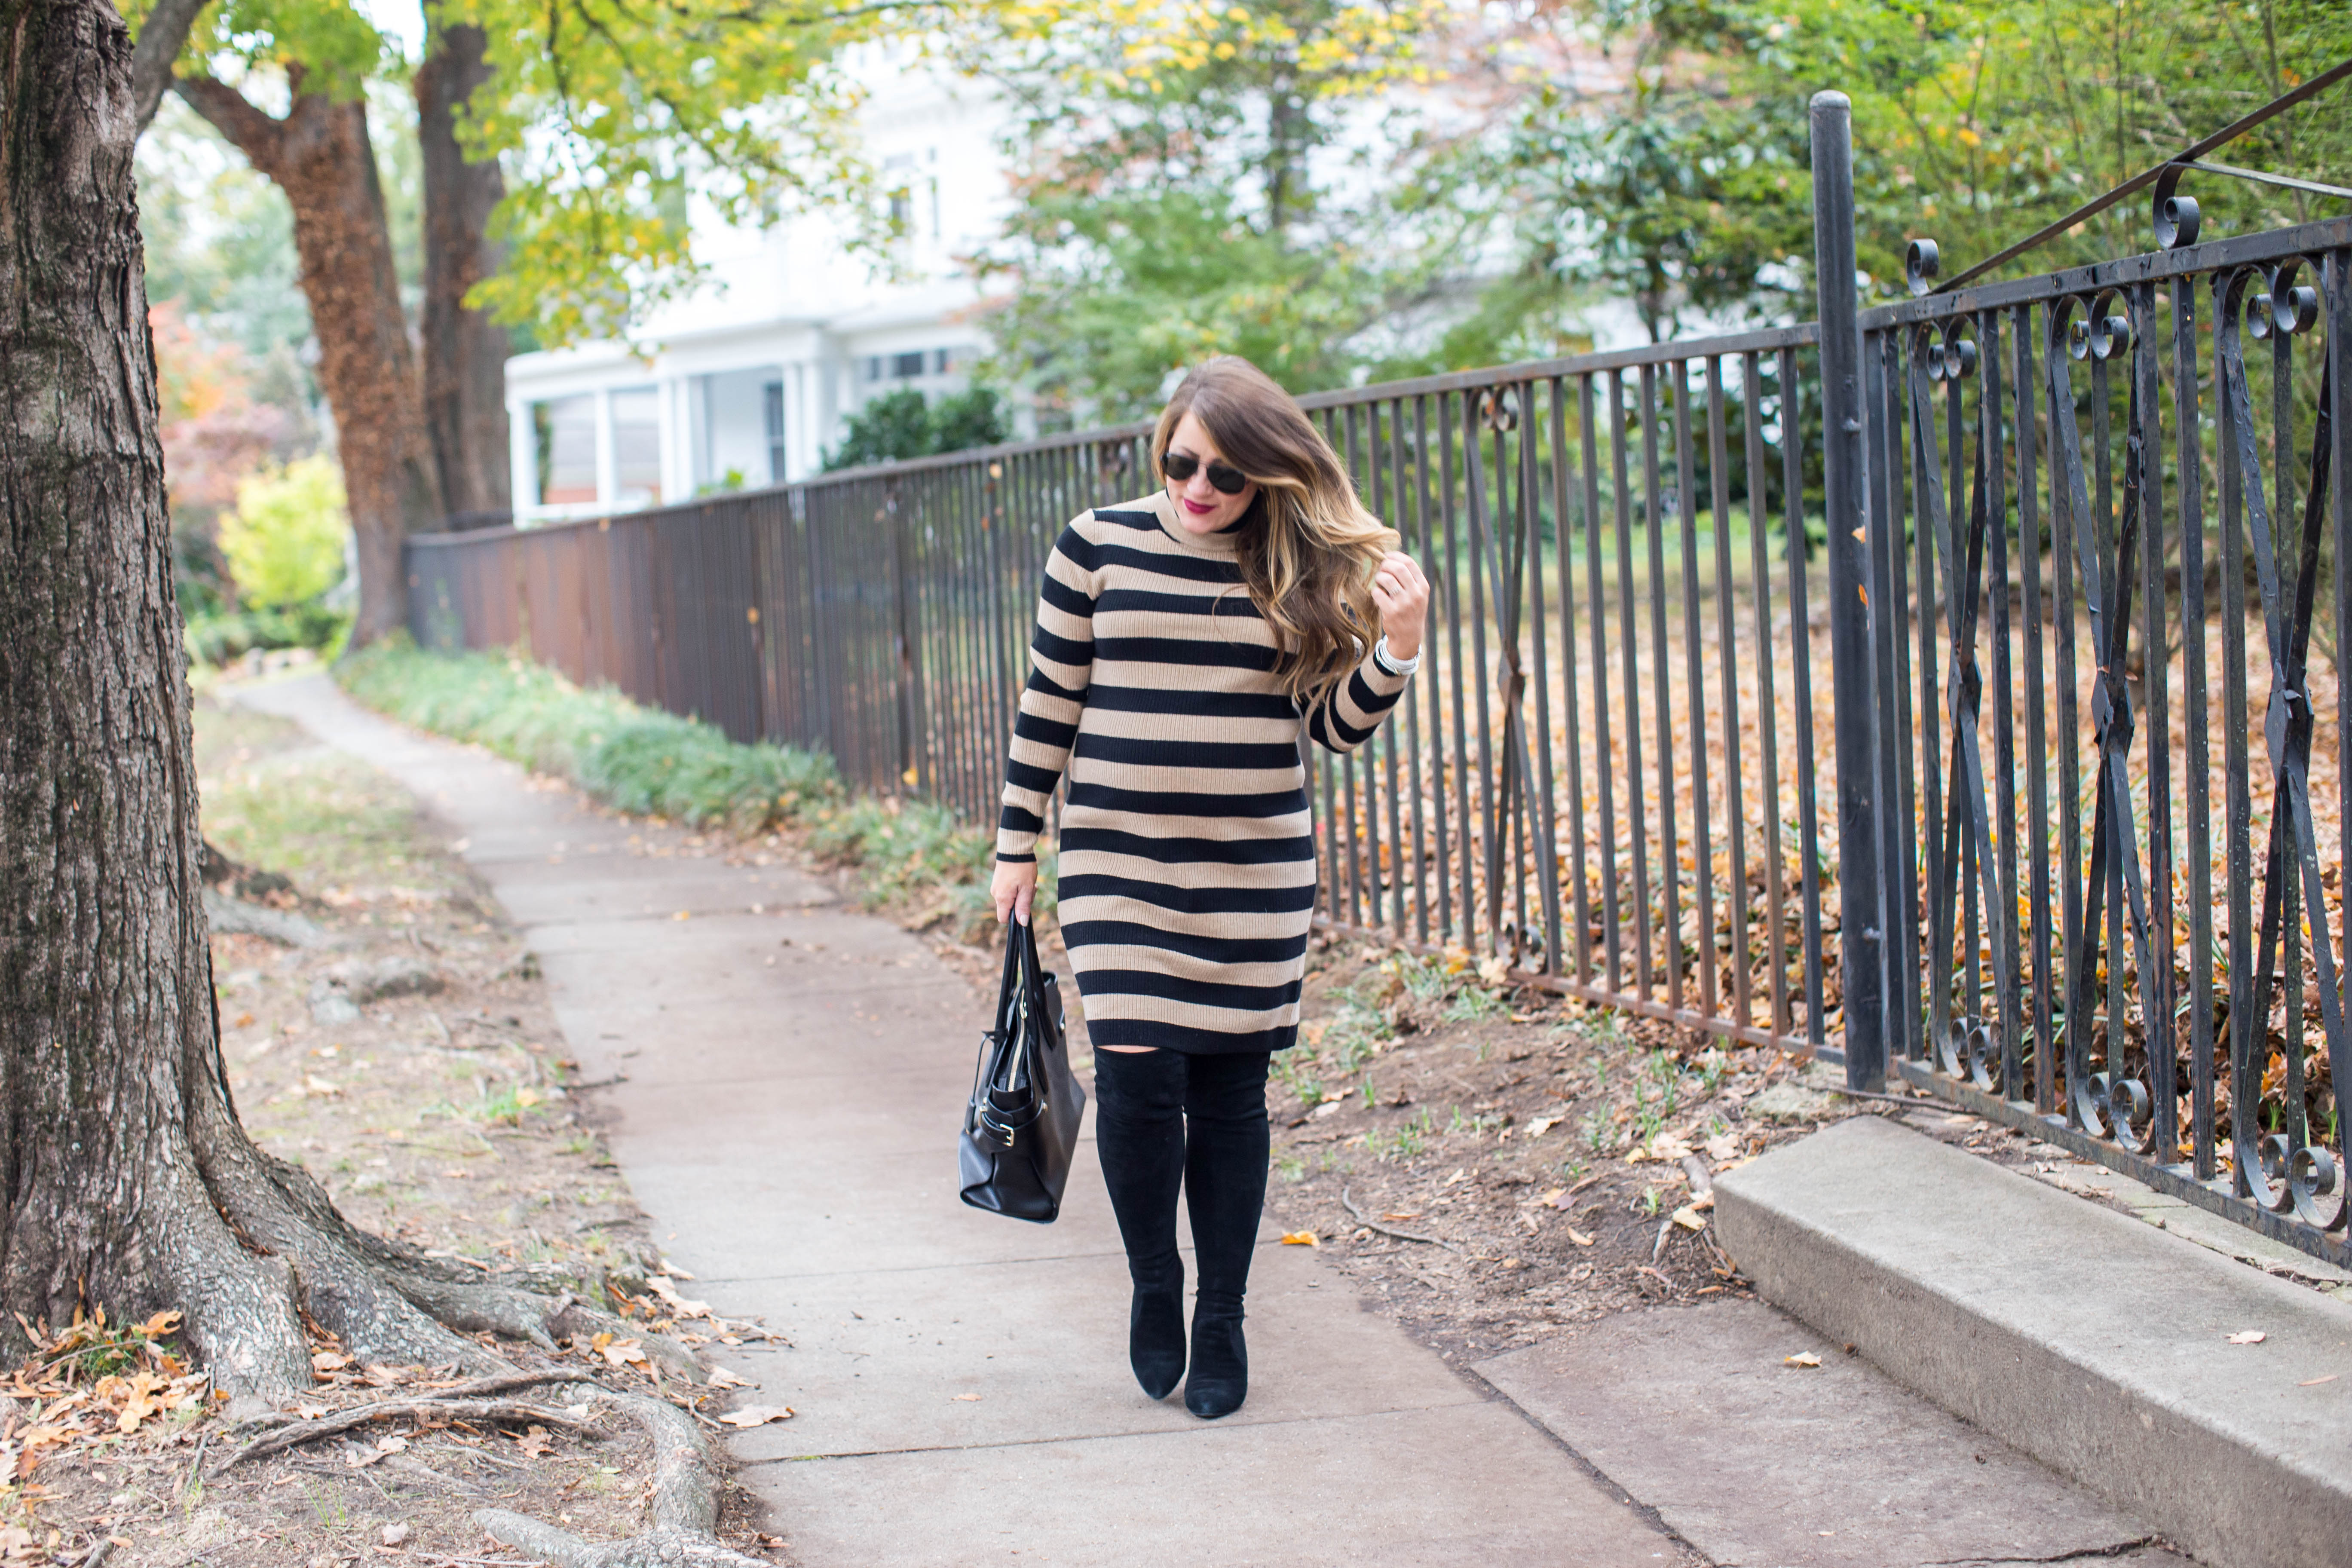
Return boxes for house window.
[893,351,927,380]
[533,395,597,505]
[611,388,662,505]
[763,381,785,484]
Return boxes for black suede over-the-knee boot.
[1180,1050,1272,1419]
[1091,1048,1189,1399]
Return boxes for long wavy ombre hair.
[1151,357,1398,702]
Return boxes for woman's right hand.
[992,860,1038,927]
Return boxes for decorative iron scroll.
[1869,223,2352,1269]
[2217,263,2346,1228]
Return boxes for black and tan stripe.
[998,491,1406,1054]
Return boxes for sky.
[351,0,425,59]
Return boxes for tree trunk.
[2,2,638,1398]
[177,71,444,649]
[416,20,513,524]
[0,0,314,1394]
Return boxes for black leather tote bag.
[958,920,1086,1222]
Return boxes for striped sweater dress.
[995,490,1410,1054]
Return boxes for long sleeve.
[1304,640,1409,755]
[997,523,1098,862]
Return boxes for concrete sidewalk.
[239,676,1683,1567]
[242,674,2203,1568]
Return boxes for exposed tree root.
[230,1394,602,1466]
[478,1393,765,1568]
[177,1080,705,1393]
[226,1368,602,1464]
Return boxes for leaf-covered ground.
[0,697,787,1568]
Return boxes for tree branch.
[130,0,212,132]
[173,72,288,172]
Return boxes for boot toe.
[1183,1375,1246,1418]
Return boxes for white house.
[503,52,1012,524]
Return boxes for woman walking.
[990,355,1429,1418]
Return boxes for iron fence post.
[1810,90,1890,1091]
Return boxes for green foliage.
[824,389,932,471]
[804,795,995,909]
[437,0,885,346]
[138,99,317,372]
[337,643,841,832]
[928,387,1013,454]
[1484,0,2352,336]
[823,386,1012,471]
[217,454,349,608]
[184,603,351,666]
[966,0,1474,424]
[333,645,1044,940]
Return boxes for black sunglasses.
[1161,449,1250,495]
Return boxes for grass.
[337,641,1035,937]
[198,704,459,892]
[340,641,839,833]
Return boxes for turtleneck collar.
[1144,487,1246,556]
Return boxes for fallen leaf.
[2226,1330,2267,1345]
[1476,956,1511,986]
[1565,1227,1596,1247]
[1704,1134,1740,1162]
[706,1367,755,1390]
[514,1424,554,1457]
[1280,1231,1319,1246]
[950,1393,982,1403]
[1670,1204,1709,1232]
[719,1405,796,1427]
[647,1275,712,1320]
[1537,1187,1566,1207]
[1785,1352,1822,1368]
[1526,1117,1562,1139]
[599,1337,648,1369]
[311,1351,352,1373]
[1443,1167,1468,1186]
[381,1524,412,1548]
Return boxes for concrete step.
[1716,1115,2352,1568]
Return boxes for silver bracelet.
[1373,635,1421,677]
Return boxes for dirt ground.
[0,698,785,1568]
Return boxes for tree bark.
[177,70,444,648]
[416,20,512,524]
[0,0,314,1393]
[126,0,208,132]
[1,0,646,1399]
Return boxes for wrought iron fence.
[1861,208,2352,1265]
[404,93,2352,1268]
[409,324,1842,1066]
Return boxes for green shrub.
[185,601,351,666]
[336,644,1052,937]
[338,642,841,833]
[217,455,349,608]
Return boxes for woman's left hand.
[1369,551,1430,661]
